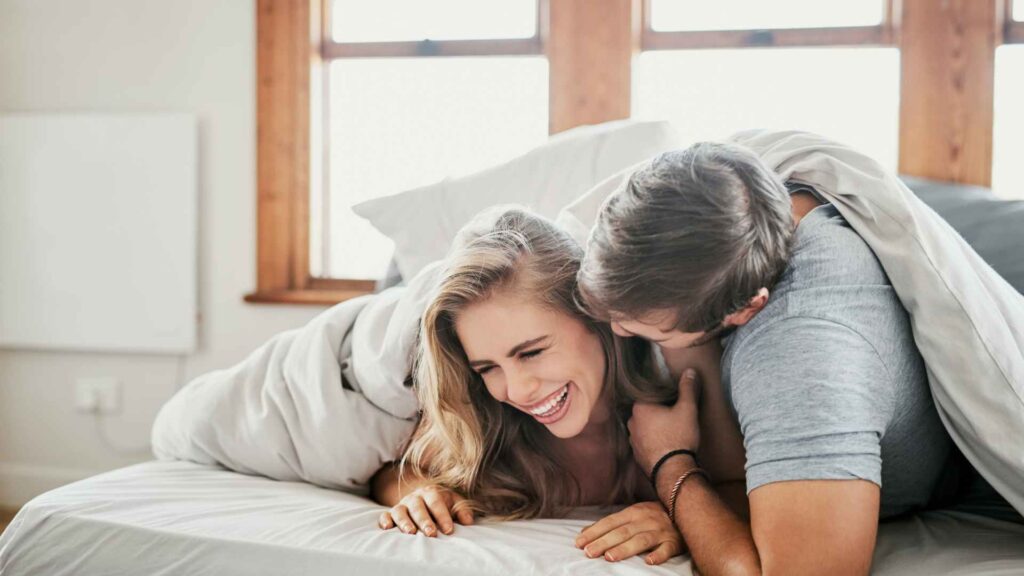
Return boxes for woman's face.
[454,291,609,439]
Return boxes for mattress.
[1,461,1023,576]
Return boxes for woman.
[372,207,746,565]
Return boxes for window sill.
[244,288,373,306]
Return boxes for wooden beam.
[643,26,892,51]
[322,38,543,59]
[899,0,999,186]
[547,0,641,134]
[255,0,313,293]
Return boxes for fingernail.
[584,547,595,558]
[443,524,453,534]
[605,552,616,562]
[646,556,655,565]
[685,368,697,379]
[574,537,583,548]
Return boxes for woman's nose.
[505,369,543,406]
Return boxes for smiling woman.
[365,206,708,565]
[402,206,672,519]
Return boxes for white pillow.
[352,120,679,280]
[555,160,649,248]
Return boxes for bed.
[1,460,1023,576]
[3,158,1023,575]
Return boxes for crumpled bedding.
[150,262,444,494]
[2,460,1022,576]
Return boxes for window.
[250,0,1009,305]
[636,48,900,171]
[316,0,547,281]
[993,46,1023,199]
[648,0,885,32]
[637,0,898,170]
[993,0,1024,199]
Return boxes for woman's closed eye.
[474,348,545,375]
[519,348,545,360]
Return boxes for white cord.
[92,354,189,456]
[92,413,151,455]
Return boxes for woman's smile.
[524,383,572,423]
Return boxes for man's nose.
[506,368,543,406]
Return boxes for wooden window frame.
[250,0,1009,305]
[640,0,896,50]
[1007,0,1024,43]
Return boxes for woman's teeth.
[530,384,570,417]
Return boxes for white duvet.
[150,262,445,494]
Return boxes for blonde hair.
[401,207,675,520]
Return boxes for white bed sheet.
[1,461,1023,576]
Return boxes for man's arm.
[653,454,879,576]
[628,352,885,576]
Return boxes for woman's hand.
[378,484,474,537]
[574,501,685,565]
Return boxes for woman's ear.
[723,287,770,327]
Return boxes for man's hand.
[628,368,702,476]
[574,501,685,565]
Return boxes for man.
[576,142,957,575]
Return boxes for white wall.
[0,0,325,506]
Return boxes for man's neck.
[791,190,823,227]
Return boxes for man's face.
[609,309,711,350]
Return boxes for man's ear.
[723,287,770,327]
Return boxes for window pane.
[1016,0,1023,22]
[650,0,885,31]
[325,57,548,280]
[636,48,900,171]
[332,0,537,42]
[993,46,1024,199]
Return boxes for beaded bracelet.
[667,467,709,525]
[649,448,698,489]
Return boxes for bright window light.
[331,0,537,42]
[1016,0,1023,21]
[325,57,549,279]
[993,46,1024,199]
[650,0,885,31]
[636,48,900,172]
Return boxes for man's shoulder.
[785,204,890,288]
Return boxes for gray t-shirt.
[720,198,952,519]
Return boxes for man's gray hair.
[578,141,795,332]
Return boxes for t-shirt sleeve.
[729,316,895,493]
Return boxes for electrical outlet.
[75,377,121,414]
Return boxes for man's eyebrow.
[467,335,550,367]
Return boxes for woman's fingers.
[422,489,456,534]
[405,496,439,537]
[378,510,395,530]
[644,540,683,565]
[390,504,417,534]
[451,494,475,525]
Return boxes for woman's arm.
[370,461,431,507]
